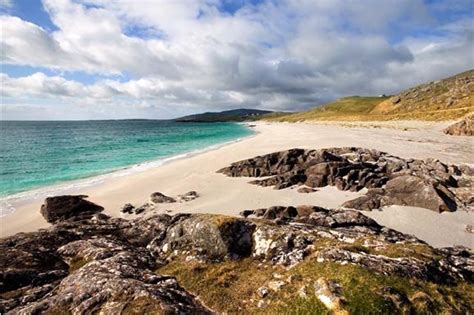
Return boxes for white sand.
[1,121,473,248]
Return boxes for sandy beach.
[1,121,473,248]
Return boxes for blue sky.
[1,0,473,120]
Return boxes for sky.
[1,0,473,120]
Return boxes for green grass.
[267,96,390,122]
[157,251,474,314]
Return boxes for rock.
[13,238,211,314]
[466,224,473,234]
[297,186,318,193]
[314,277,348,314]
[2,196,474,313]
[177,191,199,202]
[272,272,284,279]
[382,175,457,212]
[240,210,254,218]
[342,191,382,211]
[148,215,256,261]
[443,115,473,136]
[391,96,401,104]
[298,286,308,298]
[257,286,269,298]
[252,224,315,266]
[149,192,176,204]
[120,203,135,214]
[133,202,157,215]
[268,280,286,291]
[219,147,472,213]
[40,195,104,223]
[315,248,472,283]
[288,274,303,283]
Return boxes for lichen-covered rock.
[219,147,473,212]
[148,215,256,261]
[40,195,104,223]
[11,238,211,315]
[252,224,315,266]
[316,247,473,283]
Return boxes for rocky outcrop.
[1,198,473,313]
[443,115,474,136]
[12,238,211,315]
[40,195,104,223]
[218,147,474,212]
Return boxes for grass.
[269,96,389,122]
[157,248,474,314]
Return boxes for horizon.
[1,0,473,120]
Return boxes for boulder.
[120,203,135,214]
[177,191,199,202]
[391,96,401,104]
[443,115,473,136]
[382,175,457,212]
[148,215,255,261]
[314,278,348,314]
[149,192,176,204]
[40,195,104,223]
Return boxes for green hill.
[267,69,474,122]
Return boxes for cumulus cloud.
[1,0,473,119]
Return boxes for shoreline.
[1,121,473,248]
[0,126,258,217]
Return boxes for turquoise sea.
[0,120,252,197]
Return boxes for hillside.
[175,108,284,122]
[268,69,474,122]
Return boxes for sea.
[0,120,252,213]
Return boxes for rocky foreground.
[1,194,473,314]
[219,147,474,213]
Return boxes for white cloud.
[1,0,473,119]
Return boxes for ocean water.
[0,120,252,198]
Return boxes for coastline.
[0,128,257,216]
[1,121,472,248]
